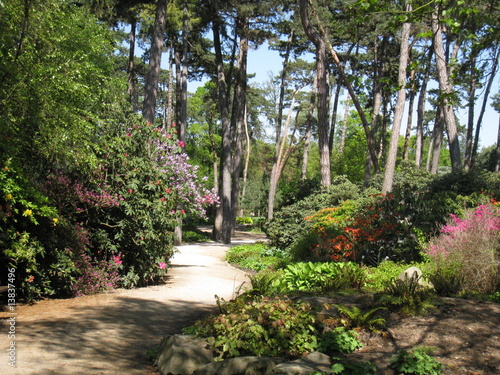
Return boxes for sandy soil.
[0,232,259,375]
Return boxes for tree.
[382,3,412,194]
[143,0,168,124]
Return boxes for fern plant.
[335,304,387,332]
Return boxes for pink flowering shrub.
[427,203,500,294]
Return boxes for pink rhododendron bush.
[1,118,217,300]
[427,202,500,295]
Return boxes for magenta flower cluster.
[428,204,500,257]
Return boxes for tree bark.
[430,106,445,174]
[127,18,138,111]
[416,47,433,167]
[470,46,500,170]
[176,0,188,144]
[382,7,411,194]
[267,31,293,222]
[403,69,416,160]
[299,0,330,186]
[231,18,248,232]
[431,10,462,171]
[302,74,317,179]
[143,0,168,125]
[211,1,232,244]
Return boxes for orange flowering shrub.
[305,195,414,265]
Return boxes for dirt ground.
[1,229,499,375]
[332,294,500,375]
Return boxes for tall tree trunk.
[430,106,445,174]
[176,0,188,144]
[166,41,175,130]
[231,19,248,232]
[329,82,341,156]
[299,0,330,186]
[241,105,251,209]
[339,94,350,155]
[304,0,379,174]
[416,47,433,167]
[382,7,411,194]
[211,2,232,244]
[127,18,138,111]
[267,31,293,222]
[470,46,500,170]
[302,75,317,179]
[403,69,416,160]
[143,0,168,125]
[431,10,462,171]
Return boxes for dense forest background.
[1,0,499,300]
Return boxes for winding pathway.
[1,231,262,375]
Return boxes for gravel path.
[0,234,260,375]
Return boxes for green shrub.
[335,305,387,332]
[265,176,360,250]
[375,273,435,316]
[226,243,288,271]
[389,347,443,375]
[189,296,319,359]
[236,216,253,225]
[318,327,363,354]
[428,265,463,296]
[330,356,377,374]
[273,261,366,294]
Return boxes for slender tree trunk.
[241,105,251,208]
[267,31,293,222]
[166,41,175,130]
[127,18,138,111]
[329,82,341,156]
[176,1,188,144]
[301,67,317,180]
[430,106,445,174]
[382,6,411,194]
[304,0,379,174]
[403,69,416,160]
[470,47,500,170]
[211,3,232,244]
[416,47,433,167]
[143,0,168,125]
[299,0,330,186]
[339,94,350,155]
[431,10,462,171]
[231,20,248,232]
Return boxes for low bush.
[226,243,288,271]
[375,273,436,316]
[188,296,319,359]
[318,327,363,354]
[273,261,366,294]
[389,347,443,375]
[426,203,500,294]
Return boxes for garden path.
[0,230,264,375]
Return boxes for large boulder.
[397,266,432,288]
[272,352,333,374]
[194,356,285,375]
[155,334,214,375]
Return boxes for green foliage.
[265,176,360,250]
[226,243,288,271]
[335,305,387,332]
[389,347,443,375]
[247,269,283,296]
[364,261,432,292]
[330,356,377,375]
[273,262,366,294]
[189,296,319,359]
[375,273,436,316]
[318,327,363,354]
[428,265,463,296]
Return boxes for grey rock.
[272,352,332,374]
[155,334,214,375]
[194,356,285,375]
